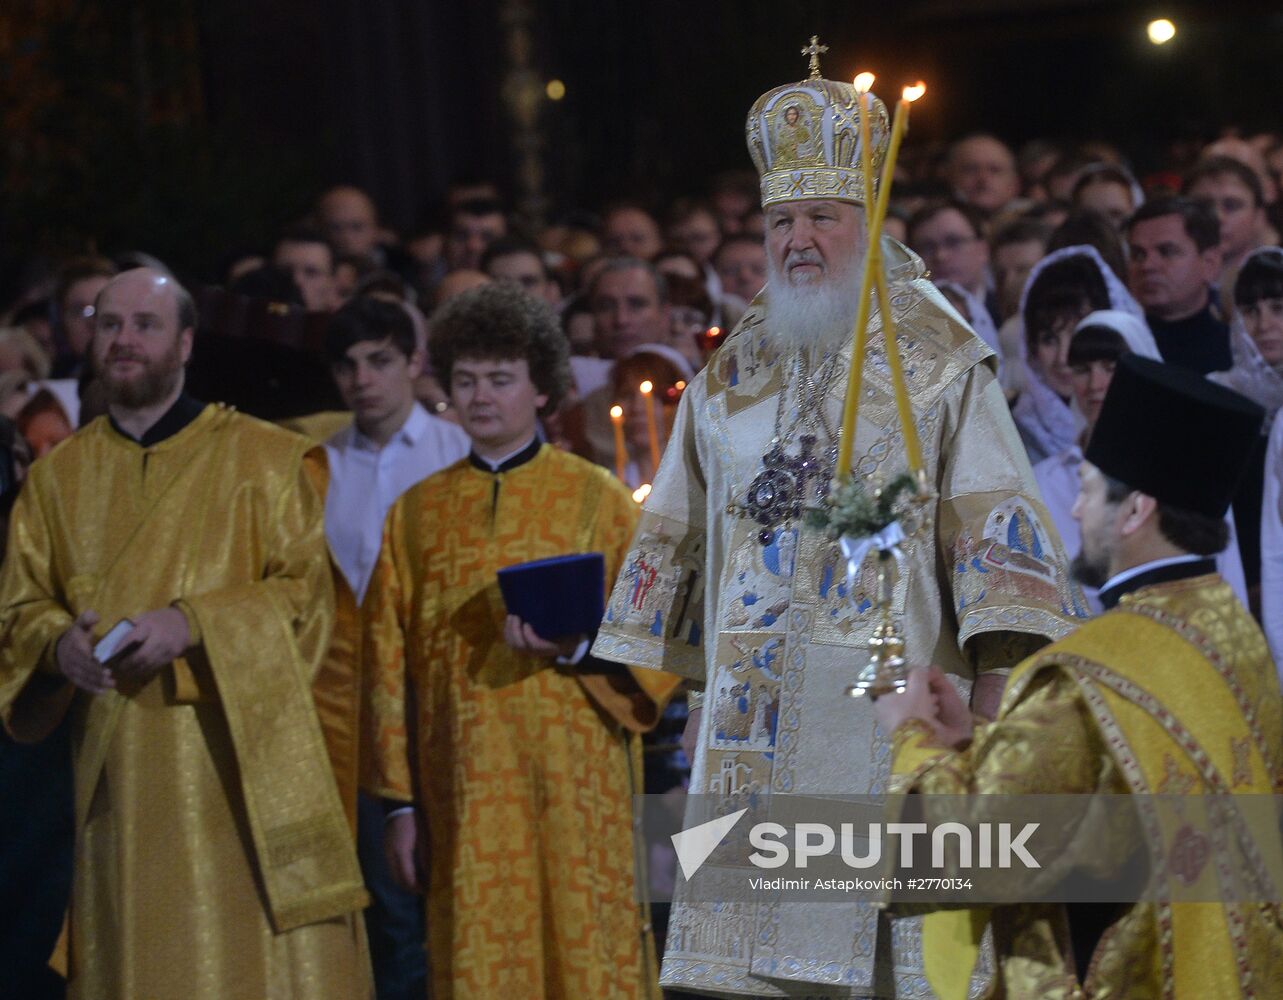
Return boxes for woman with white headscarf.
[1009,245,1146,465]
[1212,247,1283,673]
[1213,247,1283,418]
[1033,310,1249,612]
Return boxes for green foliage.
[804,472,917,540]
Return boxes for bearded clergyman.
[875,355,1283,999]
[592,42,1087,998]
[0,268,369,999]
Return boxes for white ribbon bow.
[839,521,906,595]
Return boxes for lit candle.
[871,83,927,476]
[835,72,879,481]
[872,83,925,244]
[639,380,662,470]
[610,404,627,481]
[835,80,927,484]
[632,483,652,504]
[852,72,878,218]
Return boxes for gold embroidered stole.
[181,427,365,932]
[920,584,1283,999]
[185,559,367,931]
[1000,596,1283,996]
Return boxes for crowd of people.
[13,129,1279,650]
[1,47,1282,1000]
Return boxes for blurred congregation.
[5,127,1282,658]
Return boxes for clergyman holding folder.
[362,283,679,1000]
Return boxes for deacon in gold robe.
[0,269,370,1000]
[593,48,1084,998]
[362,283,679,1000]
[877,356,1283,998]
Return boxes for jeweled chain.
[733,350,843,542]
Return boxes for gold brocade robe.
[891,573,1283,999]
[362,445,678,1000]
[593,240,1086,997]
[303,448,363,833]
[0,405,369,1000]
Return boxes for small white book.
[93,619,136,664]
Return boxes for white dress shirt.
[323,403,470,603]
[1098,554,1209,596]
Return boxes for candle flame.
[902,82,926,102]
[853,71,875,94]
[639,380,654,394]
[675,380,687,391]
[609,405,623,419]
[632,483,652,503]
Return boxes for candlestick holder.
[808,471,933,700]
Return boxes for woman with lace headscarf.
[1213,246,1283,671]
[1009,245,1146,465]
[1034,310,1249,612]
[1213,246,1283,419]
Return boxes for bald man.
[946,133,1022,216]
[0,269,370,998]
[602,204,664,260]
[318,185,382,261]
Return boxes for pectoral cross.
[788,434,831,509]
[801,35,828,80]
[742,433,835,544]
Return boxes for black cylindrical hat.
[1084,355,1264,518]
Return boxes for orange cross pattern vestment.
[362,444,678,1000]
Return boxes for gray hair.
[588,256,669,305]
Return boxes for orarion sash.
[187,581,368,931]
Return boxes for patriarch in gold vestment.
[0,269,369,999]
[593,47,1084,998]
[878,356,1283,998]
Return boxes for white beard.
[765,250,862,353]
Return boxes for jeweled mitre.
[746,42,890,208]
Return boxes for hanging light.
[1146,18,1176,45]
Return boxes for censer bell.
[844,554,910,699]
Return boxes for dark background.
[2,0,1280,294]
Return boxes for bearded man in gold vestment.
[593,44,1084,998]
[878,356,1283,998]
[0,269,370,999]
[363,283,679,999]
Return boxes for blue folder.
[496,552,606,640]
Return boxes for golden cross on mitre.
[801,35,828,79]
